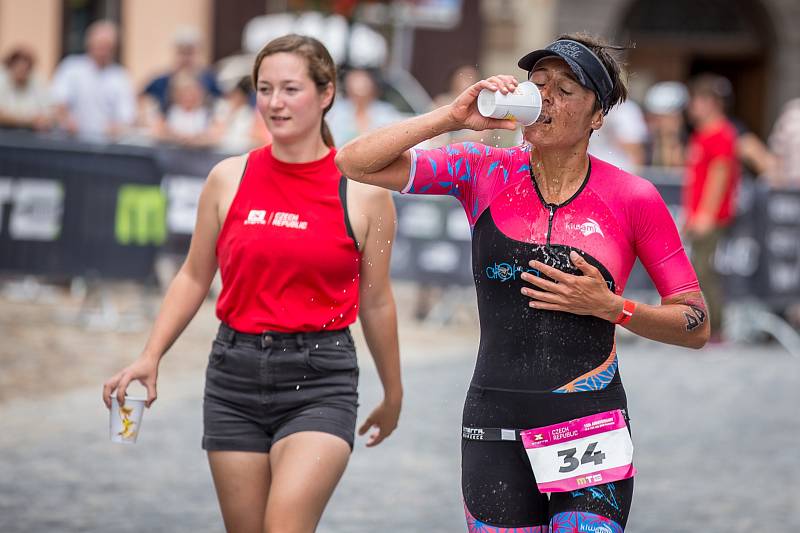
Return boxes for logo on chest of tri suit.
[485,262,542,282]
[566,218,605,238]
[244,210,308,230]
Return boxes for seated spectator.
[142,27,221,114]
[0,47,50,130]
[50,20,135,141]
[327,68,404,146]
[768,97,800,188]
[644,81,688,167]
[153,72,214,147]
[213,76,270,153]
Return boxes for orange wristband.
[614,299,636,325]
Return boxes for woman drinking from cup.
[336,32,708,532]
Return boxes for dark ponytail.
[321,121,334,148]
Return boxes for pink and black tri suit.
[404,142,699,531]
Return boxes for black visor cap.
[518,39,615,114]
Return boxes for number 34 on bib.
[520,409,635,493]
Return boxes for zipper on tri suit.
[546,204,556,246]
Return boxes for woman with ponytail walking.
[103,34,402,532]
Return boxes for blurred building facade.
[0,0,797,133]
[555,0,800,137]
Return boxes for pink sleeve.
[631,180,700,298]
[405,142,526,226]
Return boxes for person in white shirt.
[326,68,405,146]
[158,73,212,144]
[213,76,271,154]
[588,98,648,173]
[50,20,135,141]
[0,47,51,130]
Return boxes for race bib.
[520,409,635,493]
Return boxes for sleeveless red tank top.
[215,145,361,333]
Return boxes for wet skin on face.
[523,57,601,149]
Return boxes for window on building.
[61,0,122,58]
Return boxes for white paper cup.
[110,396,146,444]
[477,81,542,126]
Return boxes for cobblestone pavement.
[0,327,797,532]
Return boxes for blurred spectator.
[0,47,51,130]
[767,97,800,188]
[142,27,221,114]
[213,76,270,153]
[729,117,776,180]
[327,68,404,146]
[644,81,688,167]
[429,64,487,148]
[153,72,214,148]
[50,20,135,141]
[588,98,647,173]
[768,98,800,329]
[684,73,741,341]
[433,64,480,109]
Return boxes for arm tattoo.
[680,297,707,331]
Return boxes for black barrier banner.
[1,131,797,310]
[623,176,772,303]
[156,147,226,256]
[0,132,162,279]
[392,194,473,286]
[156,147,226,237]
[761,189,800,307]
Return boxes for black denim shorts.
[202,323,359,453]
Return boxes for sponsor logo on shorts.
[575,473,603,486]
[462,427,485,440]
[566,218,605,238]
[591,525,613,533]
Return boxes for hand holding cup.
[110,396,146,444]
[447,75,521,132]
[102,355,159,409]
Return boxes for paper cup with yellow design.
[110,396,146,444]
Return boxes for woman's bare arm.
[334,76,518,191]
[102,156,245,407]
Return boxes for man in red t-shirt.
[684,74,740,340]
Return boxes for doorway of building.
[619,0,775,136]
